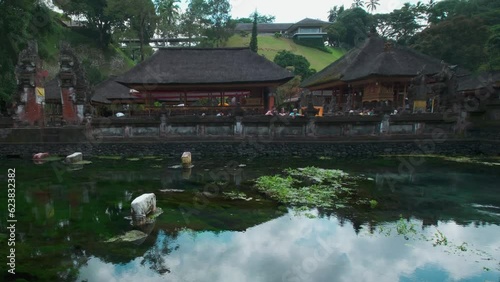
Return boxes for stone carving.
[431,61,458,111]
[408,70,428,101]
[58,42,90,124]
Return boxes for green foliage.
[328,5,345,23]
[274,32,282,38]
[396,215,417,240]
[254,167,370,210]
[223,191,250,200]
[203,0,233,47]
[293,37,332,53]
[154,0,181,40]
[275,76,301,106]
[273,50,316,80]
[411,15,490,71]
[432,229,448,246]
[54,0,125,48]
[326,7,373,48]
[249,12,258,52]
[369,199,378,209]
[366,0,380,13]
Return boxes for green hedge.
[293,37,331,53]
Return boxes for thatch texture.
[115,48,294,87]
[302,35,456,89]
[91,76,138,104]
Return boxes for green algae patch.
[96,156,123,160]
[254,166,372,210]
[72,160,93,165]
[105,230,147,243]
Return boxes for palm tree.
[328,5,345,22]
[154,0,180,46]
[365,0,380,12]
[351,0,364,9]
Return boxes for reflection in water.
[1,157,499,281]
[77,214,500,282]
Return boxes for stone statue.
[431,61,458,111]
[408,71,428,101]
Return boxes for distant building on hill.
[234,18,330,41]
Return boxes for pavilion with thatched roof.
[114,47,294,116]
[301,33,469,113]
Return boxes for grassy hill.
[225,34,345,71]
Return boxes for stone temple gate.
[13,41,90,126]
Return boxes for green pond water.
[0,155,499,282]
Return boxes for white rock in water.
[131,193,156,218]
[181,152,191,164]
[65,152,83,163]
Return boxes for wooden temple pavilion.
[90,76,141,116]
[301,33,459,113]
[114,47,294,116]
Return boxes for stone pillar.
[306,117,316,137]
[234,116,243,136]
[380,114,390,134]
[159,114,168,137]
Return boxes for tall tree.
[365,0,380,12]
[484,24,500,70]
[249,12,258,52]
[154,0,180,46]
[412,15,490,71]
[54,0,124,48]
[327,5,344,22]
[326,7,373,48]
[130,0,158,61]
[180,0,209,46]
[387,3,426,44]
[351,0,364,9]
[204,0,232,47]
[0,0,36,109]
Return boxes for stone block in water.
[33,152,50,159]
[181,152,191,167]
[131,193,156,218]
[65,152,83,163]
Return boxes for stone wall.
[0,114,498,158]
[0,139,498,159]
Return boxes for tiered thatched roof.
[91,76,138,104]
[301,34,457,89]
[115,48,294,89]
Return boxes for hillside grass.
[225,34,345,71]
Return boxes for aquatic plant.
[254,167,370,210]
[223,191,252,201]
